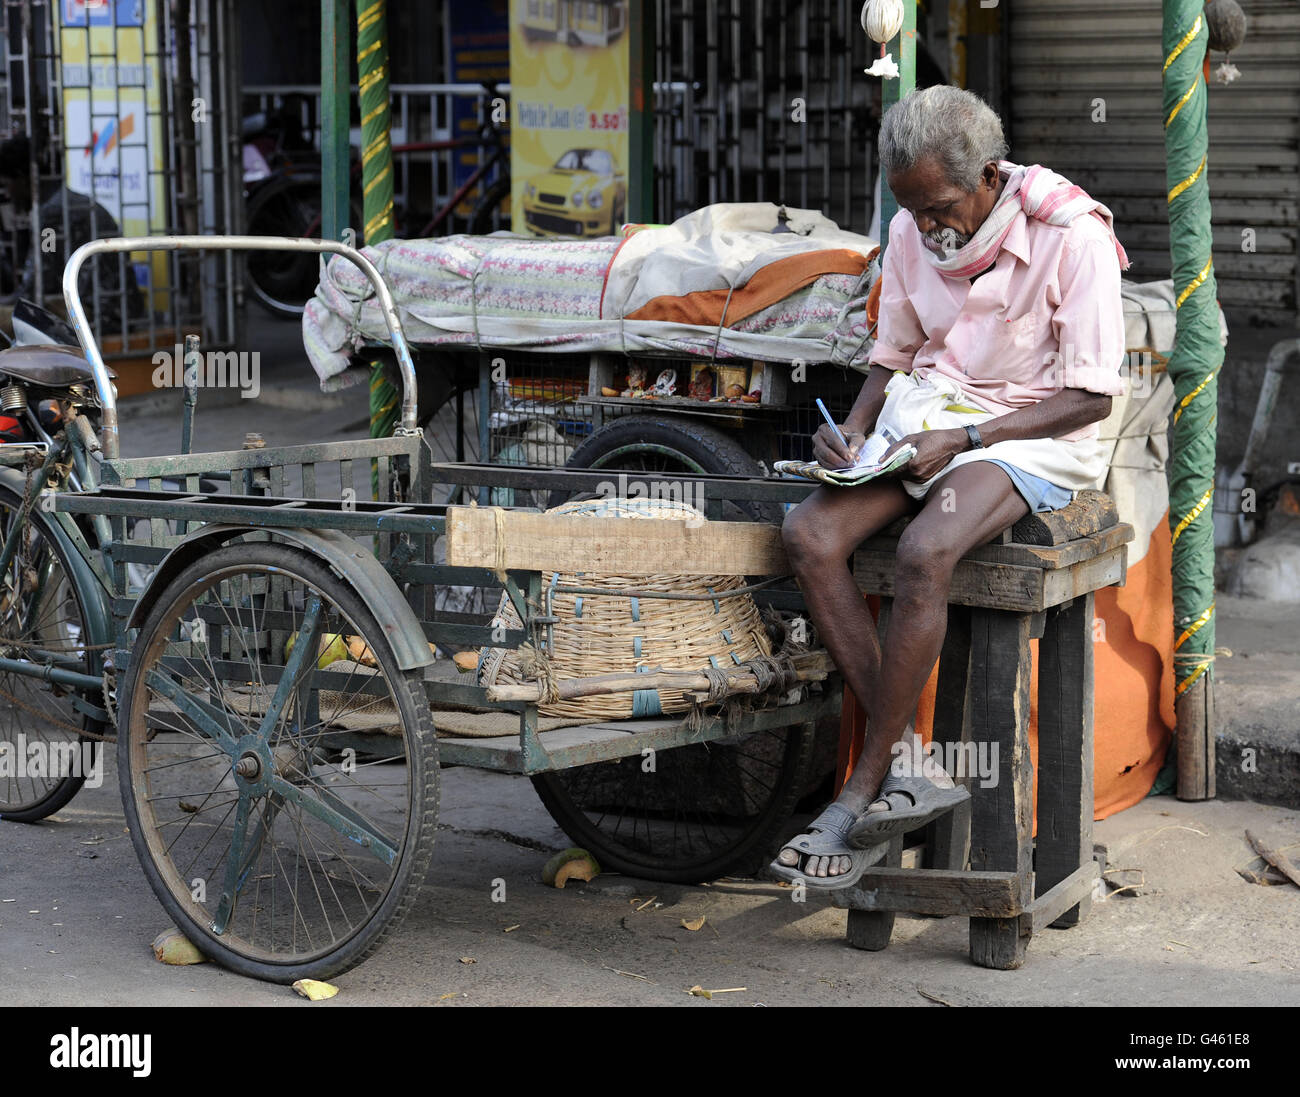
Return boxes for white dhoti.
[875,370,1108,504]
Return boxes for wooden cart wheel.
[119,542,438,982]
[531,720,818,884]
[0,484,108,822]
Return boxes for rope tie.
[516,642,560,706]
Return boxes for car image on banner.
[509,0,630,238]
[521,147,626,237]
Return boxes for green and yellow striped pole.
[1161,2,1221,800]
[356,0,399,446]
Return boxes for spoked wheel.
[468,177,512,235]
[421,383,496,635]
[119,542,437,982]
[531,721,817,883]
[0,485,107,822]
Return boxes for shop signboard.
[58,0,166,304]
[446,1,510,198]
[508,0,630,238]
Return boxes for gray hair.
[879,86,1008,191]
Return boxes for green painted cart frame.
[37,235,837,984]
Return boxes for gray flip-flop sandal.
[845,770,970,848]
[769,803,887,891]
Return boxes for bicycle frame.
[394,137,509,237]
[61,235,422,460]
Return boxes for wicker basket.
[478,497,772,719]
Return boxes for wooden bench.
[835,490,1132,969]
[447,488,1132,969]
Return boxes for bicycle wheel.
[119,542,438,982]
[0,484,107,822]
[468,177,511,235]
[531,721,818,884]
[245,180,363,319]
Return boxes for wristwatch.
[963,424,985,450]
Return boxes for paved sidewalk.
[2,757,1297,1006]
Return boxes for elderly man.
[773,86,1128,887]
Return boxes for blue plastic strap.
[632,665,662,717]
[630,597,640,622]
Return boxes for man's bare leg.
[841,462,1029,819]
[777,477,915,877]
[779,462,1029,877]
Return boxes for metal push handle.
[61,235,419,460]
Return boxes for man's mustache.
[923,227,972,252]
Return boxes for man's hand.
[885,428,967,481]
[813,424,866,469]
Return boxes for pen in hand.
[815,398,860,465]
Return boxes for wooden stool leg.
[845,835,903,951]
[967,610,1034,970]
[1036,593,1095,927]
[924,606,972,873]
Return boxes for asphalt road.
[4,748,1299,1007]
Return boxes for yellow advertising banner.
[509,0,630,238]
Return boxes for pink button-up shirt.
[867,207,1126,441]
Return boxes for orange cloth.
[837,522,1175,824]
[625,248,870,328]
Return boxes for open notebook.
[774,428,916,487]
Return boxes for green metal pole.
[628,0,655,223]
[1161,1,1220,800]
[353,0,399,446]
[321,0,351,243]
[877,1,917,253]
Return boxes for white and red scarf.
[924,160,1131,280]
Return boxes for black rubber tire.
[468,177,512,235]
[551,413,782,524]
[245,179,363,319]
[531,720,818,884]
[534,415,814,882]
[0,484,106,822]
[119,542,438,983]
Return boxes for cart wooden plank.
[446,505,789,576]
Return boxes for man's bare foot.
[774,799,868,878]
[865,732,956,816]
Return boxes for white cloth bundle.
[875,370,1108,501]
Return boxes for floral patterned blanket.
[302,203,882,390]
